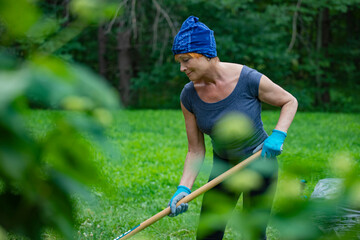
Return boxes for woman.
[168,16,298,240]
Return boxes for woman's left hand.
[262,129,287,158]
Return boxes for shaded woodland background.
[2,0,360,111]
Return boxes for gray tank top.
[180,65,268,160]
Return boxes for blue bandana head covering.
[172,16,217,58]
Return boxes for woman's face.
[176,54,210,81]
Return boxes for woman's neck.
[194,62,240,85]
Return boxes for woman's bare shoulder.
[221,62,244,78]
[222,62,243,68]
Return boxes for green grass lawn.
[25,110,360,240]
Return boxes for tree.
[5,0,359,111]
[289,0,360,110]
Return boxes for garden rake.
[113,149,262,239]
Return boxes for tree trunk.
[321,8,330,104]
[117,22,132,107]
[315,8,330,107]
[62,0,70,27]
[98,24,107,78]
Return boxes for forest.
[2,0,360,111]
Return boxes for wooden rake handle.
[114,150,262,240]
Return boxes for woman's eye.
[183,58,189,62]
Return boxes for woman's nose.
[180,64,186,72]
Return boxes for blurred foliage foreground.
[0,54,120,239]
[0,0,121,238]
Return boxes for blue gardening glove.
[261,129,287,158]
[168,185,191,217]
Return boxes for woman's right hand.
[168,185,191,217]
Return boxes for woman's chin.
[187,73,197,81]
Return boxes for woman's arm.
[179,102,206,190]
[168,103,205,217]
[258,75,298,132]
